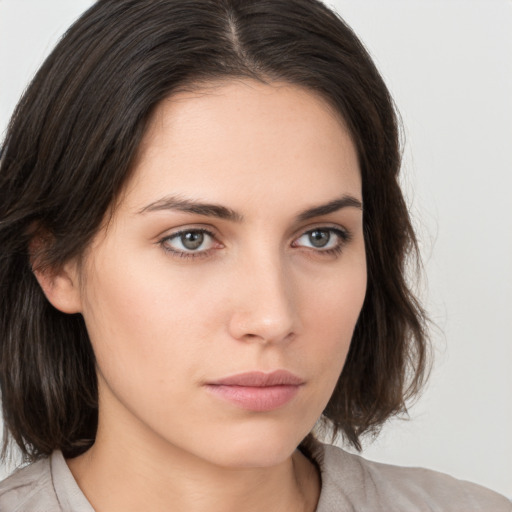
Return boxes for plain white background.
[1,0,511,498]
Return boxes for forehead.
[123,79,361,214]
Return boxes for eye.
[292,227,349,254]
[160,228,217,257]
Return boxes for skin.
[37,79,367,512]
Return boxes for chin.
[187,419,311,470]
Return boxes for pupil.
[182,231,204,250]
[309,230,330,248]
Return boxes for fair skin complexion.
[36,79,366,512]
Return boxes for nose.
[227,252,299,345]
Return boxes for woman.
[0,0,510,510]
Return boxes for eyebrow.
[296,196,363,222]
[138,194,362,222]
[138,195,243,221]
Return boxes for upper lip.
[207,370,304,387]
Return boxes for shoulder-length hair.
[0,0,428,460]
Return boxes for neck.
[67,413,320,512]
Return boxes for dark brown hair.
[0,0,428,460]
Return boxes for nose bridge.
[228,243,298,344]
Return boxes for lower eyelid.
[163,247,212,259]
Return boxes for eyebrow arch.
[296,195,363,222]
[138,194,362,222]
[138,195,243,222]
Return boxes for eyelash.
[158,226,351,260]
[159,228,218,260]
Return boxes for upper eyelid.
[157,224,218,240]
[294,223,350,239]
[166,227,216,237]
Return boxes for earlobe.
[32,263,83,314]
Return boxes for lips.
[209,370,304,387]
[205,370,304,412]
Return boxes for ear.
[33,262,83,314]
[30,236,83,314]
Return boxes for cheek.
[301,251,366,337]
[79,252,199,382]
[291,251,366,383]
[79,262,217,442]
[79,248,231,400]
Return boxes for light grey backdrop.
[1,0,511,497]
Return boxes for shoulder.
[0,456,61,511]
[307,440,512,512]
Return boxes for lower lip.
[205,384,301,412]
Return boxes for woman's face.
[69,80,366,468]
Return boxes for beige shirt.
[1,441,511,511]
